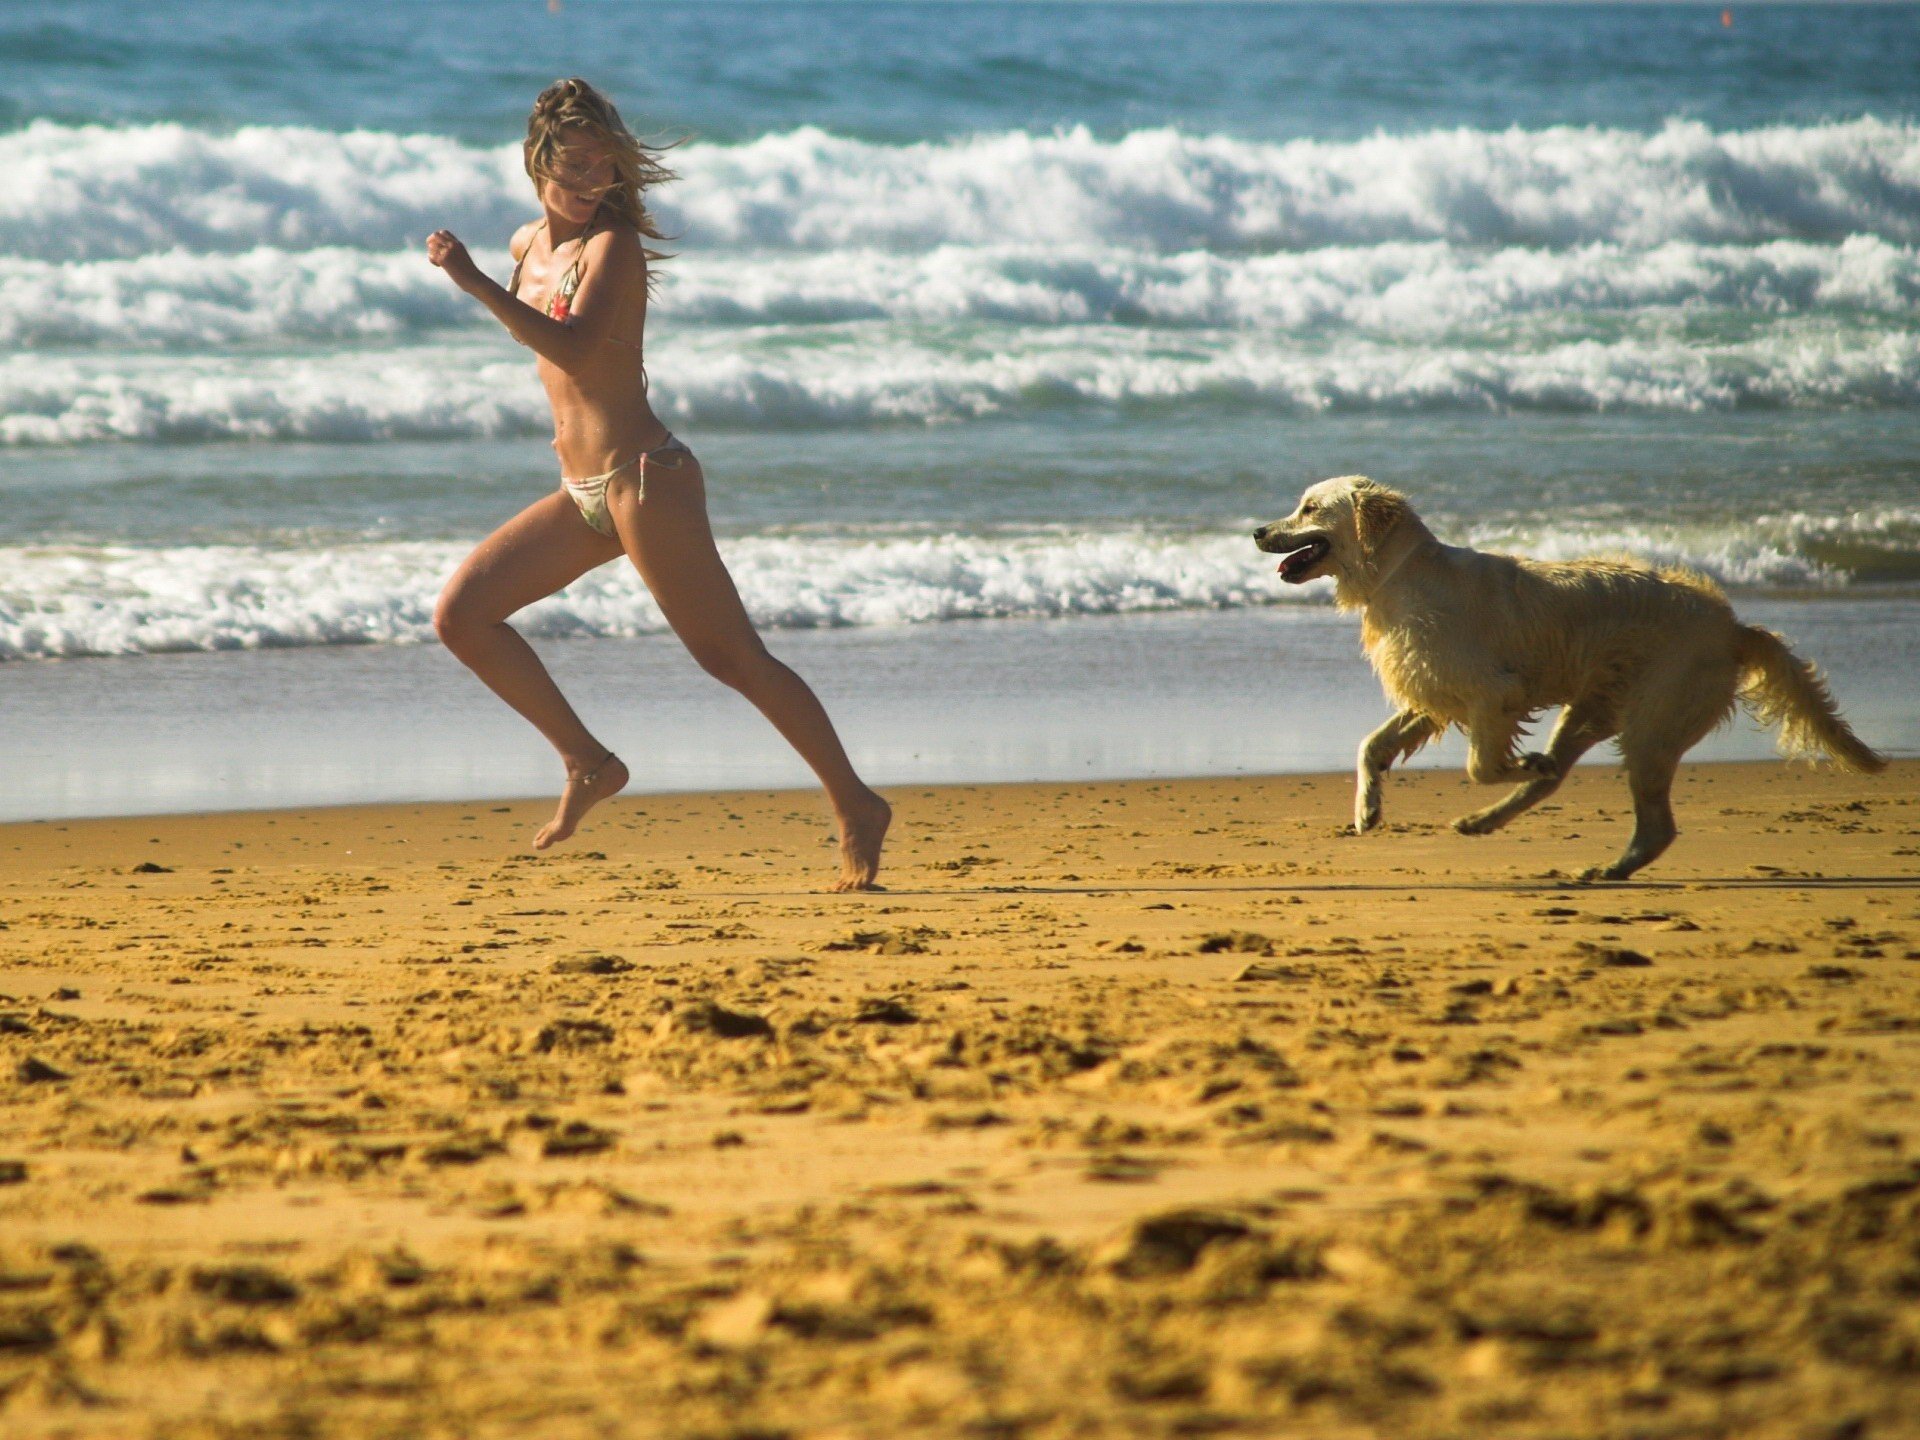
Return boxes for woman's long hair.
[524,78,677,265]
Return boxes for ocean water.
[3,2,1917,817]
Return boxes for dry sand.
[2,760,1917,1439]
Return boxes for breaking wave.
[6,117,1918,262]
[3,511,1912,661]
[9,236,1919,349]
[7,324,1918,445]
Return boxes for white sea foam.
[11,236,1917,349]
[7,323,1918,445]
[0,349,547,446]
[662,235,1920,332]
[5,117,1918,263]
[0,514,1904,662]
[0,246,499,348]
[0,120,528,261]
[543,322,1920,419]
[0,532,1290,660]
[675,119,1920,253]
[1463,525,1844,591]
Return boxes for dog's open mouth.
[1272,536,1330,583]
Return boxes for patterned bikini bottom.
[559,434,694,537]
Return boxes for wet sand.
[2,761,1918,1438]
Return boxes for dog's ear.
[1353,484,1407,562]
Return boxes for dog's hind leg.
[1581,648,1738,881]
[1454,700,1614,836]
[1582,739,1681,882]
[1355,709,1439,832]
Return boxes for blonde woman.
[425,78,889,889]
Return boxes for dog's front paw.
[1354,804,1382,834]
[1576,863,1630,884]
[1452,813,1496,836]
[1517,751,1557,777]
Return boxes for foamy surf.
[2,512,1906,662]
[8,236,1917,349]
[7,117,1919,262]
[8,322,1919,445]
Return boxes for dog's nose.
[1251,527,1267,540]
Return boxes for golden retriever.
[1253,476,1885,880]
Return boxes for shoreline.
[15,760,1920,887]
[5,597,1916,825]
[6,756,1916,881]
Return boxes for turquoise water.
[9,2,1917,141]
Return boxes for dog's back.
[1365,546,1740,725]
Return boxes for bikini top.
[507,218,591,320]
[506,217,648,373]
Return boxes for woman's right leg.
[434,490,629,847]
[602,459,890,889]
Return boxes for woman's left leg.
[434,490,631,850]
[605,456,890,890]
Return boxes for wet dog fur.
[1254,476,1885,880]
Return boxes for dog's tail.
[1734,625,1886,774]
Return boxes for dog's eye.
[1299,501,1317,515]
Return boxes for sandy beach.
[10,2,1920,1435]
[2,759,1916,1438]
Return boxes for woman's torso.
[510,217,671,477]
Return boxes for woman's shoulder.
[509,218,544,262]
[578,220,649,285]
[585,217,645,257]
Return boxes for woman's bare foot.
[830,789,892,892]
[533,751,629,850]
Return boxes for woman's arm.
[426,226,644,371]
